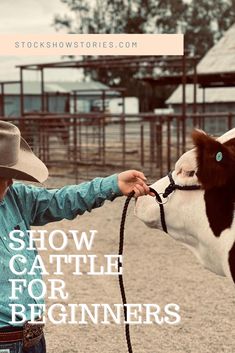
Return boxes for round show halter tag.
[216,151,223,162]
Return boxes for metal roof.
[167,24,235,104]
[197,24,235,74]
[1,80,114,95]
[166,84,235,104]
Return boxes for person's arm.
[12,174,123,226]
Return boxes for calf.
[135,128,235,283]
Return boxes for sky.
[0,0,84,81]
[0,0,191,82]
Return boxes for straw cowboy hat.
[0,120,48,183]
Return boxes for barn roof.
[197,24,235,74]
[167,24,235,104]
[166,84,235,104]
[2,80,116,95]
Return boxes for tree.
[184,0,235,57]
[154,0,188,34]
[53,0,235,111]
[53,0,162,111]
[54,0,90,33]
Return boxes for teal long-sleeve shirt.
[0,174,122,327]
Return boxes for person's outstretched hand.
[118,170,152,197]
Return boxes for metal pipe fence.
[2,112,235,182]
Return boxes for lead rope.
[118,175,200,353]
[118,191,134,353]
[118,187,164,353]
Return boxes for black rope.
[149,186,168,233]
[118,191,135,353]
[118,187,168,353]
[118,175,200,353]
[163,172,200,198]
[118,189,167,353]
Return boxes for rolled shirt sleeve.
[11,174,123,226]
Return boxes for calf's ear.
[191,129,227,162]
[192,129,219,149]
[191,129,234,189]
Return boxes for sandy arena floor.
[31,178,235,353]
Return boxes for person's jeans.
[0,335,46,353]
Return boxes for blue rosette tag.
[216,151,223,162]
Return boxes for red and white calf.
[135,128,235,283]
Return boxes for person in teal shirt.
[0,121,151,353]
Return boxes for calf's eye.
[188,170,195,177]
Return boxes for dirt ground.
[34,177,235,353]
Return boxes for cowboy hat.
[0,120,48,183]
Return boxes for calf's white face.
[135,129,235,284]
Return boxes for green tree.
[53,0,235,111]
[53,0,161,111]
[184,0,235,56]
[154,0,188,34]
[54,0,156,34]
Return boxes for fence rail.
[2,112,235,182]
